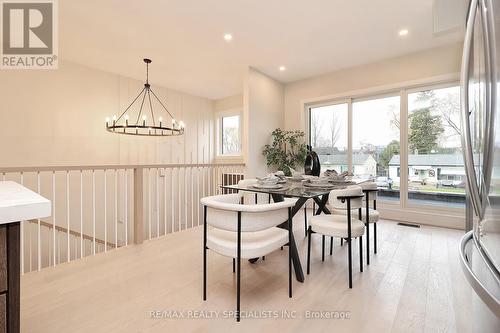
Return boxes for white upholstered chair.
[201,193,297,321]
[332,181,379,264]
[307,186,365,288]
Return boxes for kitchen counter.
[0,181,50,333]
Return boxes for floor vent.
[397,222,421,228]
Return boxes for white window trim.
[215,108,243,162]
[302,73,466,227]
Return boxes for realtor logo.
[1,0,58,69]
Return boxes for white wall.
[284,43,463,131]
[0,60,215,167]
[243,67,284,177]
[214,94,243,112]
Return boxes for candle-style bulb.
[112,115,117,121]
[179,121,185,128]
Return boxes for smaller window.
[220,114,241,156]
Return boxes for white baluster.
[115,169,118,248]
[184,167,188,230]
[92,170,96,255]
[125,169,128,246]
[148,168,152,240]
[171,168,174,233]
[191,167,194,228]
[196,167,200,226]
[57,230,60,264]
[156,168,160,238]
[178,167,181,231]
[211,166,217,195]
[104,169,107,252]
[163,168,167,235]
[52,171,56,266]
[66,170,70,263]
[37,171,41,271]
[80,170,83,259]
[202,166,205,203]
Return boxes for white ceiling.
[60,0,465,100]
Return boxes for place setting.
[253,171,288,190]
[302,170,354,190]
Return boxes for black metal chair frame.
[361,189,378,265]
[203,205,293,322]
[306,194,364,289]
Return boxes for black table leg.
[247,195,307,283]
[313,194,331,215]
[287,231,305,282]
[275,194,306,282]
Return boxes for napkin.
[256,174,280,184]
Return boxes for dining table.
[221,178,367,283]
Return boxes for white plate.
[252,183,283,189]
[303,182,333,188]
[328,179,348,183]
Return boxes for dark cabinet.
[0,223,19,333]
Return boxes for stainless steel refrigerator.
[460,0,500,330]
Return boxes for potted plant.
[262,128,308,176]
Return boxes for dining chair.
[307,186,365,288]
[359,181,379,264]
[331,182,379,264]
[238,178,273,258]
[201,193,296,322]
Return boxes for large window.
[407,86,464,207]
[353,95,400,201]
[309,103,348,173]
[307,82,464,210]
[219,114,241,156]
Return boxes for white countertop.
[0,181,51,225]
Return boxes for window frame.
[308,100,350,173]
[304,77,464,223]
[216,109,243,159]
[405,83,464,211]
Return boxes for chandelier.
[106,58,185,136]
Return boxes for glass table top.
[221,179,369,199]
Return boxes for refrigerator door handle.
[460,231,500,316]
[461,0,484,219]
[483,0,498,196]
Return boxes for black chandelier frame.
[106,58,185,137]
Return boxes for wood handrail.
[0,163,245,174]
[27,219,117,248]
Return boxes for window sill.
[214,155,244,164]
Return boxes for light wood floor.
[20,214,473,333]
